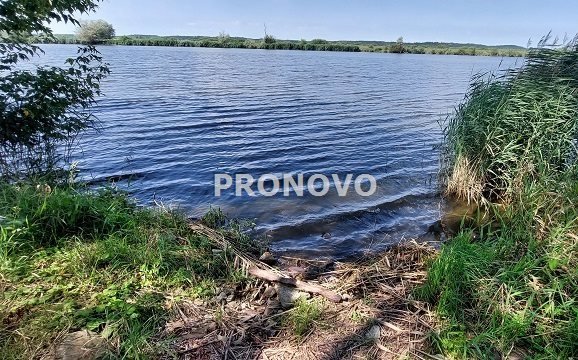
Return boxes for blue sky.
[50,0,578,46]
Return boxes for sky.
[50,0,578,46]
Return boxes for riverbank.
[0,182,438,359]
[0,183,248,358]
[40,34,527,57]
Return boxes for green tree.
[76,19,115,44]
[390,36,405,53]
[262,23,276,44]
[218,31,230,44]
[0,0,109,179]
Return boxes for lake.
[38,45,520,259]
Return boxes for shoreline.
[0,182,438,358]
[38,36,527,57]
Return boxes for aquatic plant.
[420,34,578,359]
[442,35,578,204]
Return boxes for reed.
[442,34,578,204]
[420,35,578,359]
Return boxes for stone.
[215,291,227,303]
[275,284,310,309]
[53,330,106,360]
[262,286,277,299]
[259,251,276,265]
[365,325,381,341]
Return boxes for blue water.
[37,45,520,259]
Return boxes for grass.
[442,35,578,204]
[0,182,243,358]
[285,298,324,337]
[420,35,578,359]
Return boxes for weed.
[285,298,324,337]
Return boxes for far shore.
[39,34,528,57]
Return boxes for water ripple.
[37,45,518,259]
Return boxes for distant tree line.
[37,36,363,52]
[35,33,526,57]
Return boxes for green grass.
[421,35,578,359]
[442,35,578,204]
[0,182,243,359]
[285,298,324,337]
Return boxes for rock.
[259,251,276,265]
[215,291,227,303]
[275,284,310,309]
[53,330,106,360]
[262,286,277,299]
[341,293,353,301]
[365,325,381,341]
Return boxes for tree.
[310,39,328,45]
[0,0,109,179]
[218,31,230,44]
[76,19,115,44]
[390,36,405,53]
[263,23,276,44]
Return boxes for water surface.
[38,45,519,259]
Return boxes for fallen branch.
[189,222,342,303]
[248,267,342,303]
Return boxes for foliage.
[390,36,405,53]
[310,38,328,44]
[285,298,324,337]
[263,34,276,44]
[38,34,527,56]
[0,0,99,62]
[76,19,115,44]
[99,36,362,52]
[217,31,230,44]
[0,0,109,180]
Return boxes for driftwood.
[189,222,342,303]
[248,267,342,303]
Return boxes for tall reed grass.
[421,35,578,359]
[442,34,578,204]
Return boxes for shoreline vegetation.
[38,33,527,57]
[419,35,578,358]
[0,185,437,358]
